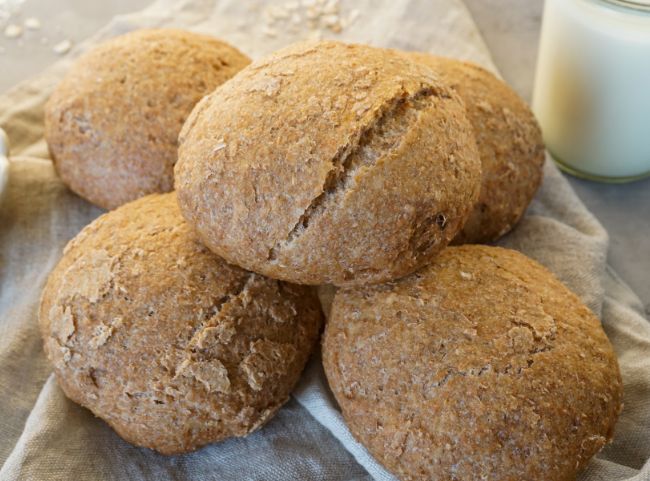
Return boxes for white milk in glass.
[533,0,650,181]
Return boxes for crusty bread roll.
[175,41,481,287]
[323,245,622,481]
[408,53,545,244]
[39,193,323,454]
[45,29,251,210]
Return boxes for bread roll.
[175,41,481,287]
[45,29,251,210]
[323,245,622,481]
[39,193,322,454]
[408,53,545,244]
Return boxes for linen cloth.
[1,0,649,479]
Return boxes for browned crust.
[39,193,323,454]
[323,245,622,481]
[44,28,251,210]
[407,53,545,244]
[175,41,481,287]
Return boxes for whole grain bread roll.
[175,41,481,287]
[39,193,322,454]
[323,245,622,481]
[45,29,251,210]
[408,53,545,244]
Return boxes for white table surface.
[1,0,648,313]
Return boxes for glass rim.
[598,0,650,12]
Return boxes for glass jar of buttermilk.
[533,0,650,182]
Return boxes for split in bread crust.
[175,41,481,286]
[39,193,323,454]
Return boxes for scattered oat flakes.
[321,14,339,27]
[90,323,114,349]
[212,141,227,153]
[191,320,237,351]
[462,328,478,339]
[267,5,290,20]
[89,317,122,349]
[262,26,278,38]
[241,339,296,391]
[177,358,231,393]
[353,101,370,116]
[322,0,340,14]
[344,8,360,27]
[64,249,114,302]
[52,39,72,55]
[262,0,360,40]
[24,16,40,30]
[4,23,22,38]
[305,6,318,19]
[306,29,322,41]
[53,305,76,343]
[290,12,301,24]
[61,346,72,363]
[249,75,282,96]
[476,100,493,113]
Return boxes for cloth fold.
[1,1,649,480]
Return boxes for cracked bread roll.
[407,53,545,244]
[39,193,323,455]
[175,41,481,287]
[45,29,251,210]
[323,245,622,481]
